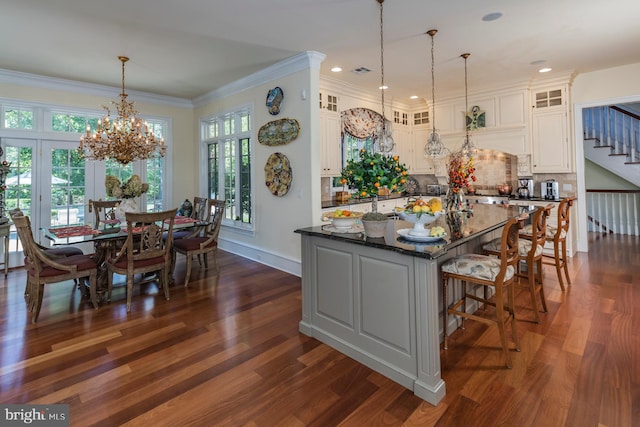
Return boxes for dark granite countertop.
[296,204,536,259]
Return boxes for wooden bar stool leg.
[494,286,512,368]
[507,283,520,352]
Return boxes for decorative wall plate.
[266,86,284,115]
[258,118,300,146]
[264,152,292,196]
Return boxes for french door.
[3,138,101,251]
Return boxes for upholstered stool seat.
[442,254,515,282]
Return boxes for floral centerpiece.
[340,149,408,211]
[446,150,476,211]
[105,174,149,220]
[105,175,149,199]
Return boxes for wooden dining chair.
[441,217,522,368]
[483,205,552,323]
[10,208,84,301]
[13,215,98,322]
[172,199,225,286]
[88,199,121,229]
[106,209,177,312]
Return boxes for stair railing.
[586,189,640,236]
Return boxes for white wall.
[194,53,322,276]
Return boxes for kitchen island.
[295,204,532,405]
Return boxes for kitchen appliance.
[541,179,560,201]
[517,178,534,199]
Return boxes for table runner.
[49,225,100,238]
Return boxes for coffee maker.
[517,178,534,199]
[542,179,560,201]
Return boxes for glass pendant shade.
[425,129,444,157]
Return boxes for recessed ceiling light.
[331,67,342,73]
[538,67,552,73]
[482,12,503,22]
[379,85,388,90]
[410,95,419,99]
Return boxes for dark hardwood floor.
[0,233,638,426]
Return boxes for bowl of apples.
[396,197,444,236]
[323,209,364,230]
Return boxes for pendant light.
[460,52,476,157]
[424,29,444,158]
[375,0,394,153]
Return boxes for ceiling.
[2,0,640,103]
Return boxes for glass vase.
[445,187,466,212]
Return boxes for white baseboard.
[218,237,302,277]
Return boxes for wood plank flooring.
[0,232,638,426]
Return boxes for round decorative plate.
[405,176,419,195]
[258,118,300,146]
[266,86,284,115]
[264,152,292,196]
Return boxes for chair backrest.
[204,199,225,240]
[13,215,41,273]
[122,209,178,266]
[192,197,208,221]
[530,204,553,253]
[89,199,121,228]
[555,197,576,241]
[495,217,521,283]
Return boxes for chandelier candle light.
[78,56,166,165]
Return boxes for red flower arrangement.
[447,150,476,193]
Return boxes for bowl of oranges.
[323,209,364,230]
[395,197,444,236]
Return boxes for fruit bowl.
[398,210,442,236]
[323,210,364,230]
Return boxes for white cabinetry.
[320,111,342,176]
[411,127,435,174]
[531,86,572,173]
[320,91,342,177]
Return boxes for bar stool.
[441,217,522,368]
[521,197,576,290]
[483,205,552,323]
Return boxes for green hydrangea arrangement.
[105,174,149,199]
[340,149,408,198]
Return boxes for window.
[205,108,252,227]
[343,133,374,165]
[51,112,99,133]
[3,106,33,129]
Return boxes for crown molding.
[193,51,326,108]
[0,69,193,109]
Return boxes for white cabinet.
[530,86,572,173]
[393,125,413,171]
[410,127,435,174]
[531,109,570,173]
[320,111,342,177]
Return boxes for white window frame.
[200,104,254,233]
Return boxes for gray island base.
[295,204,532,405]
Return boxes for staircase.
[582,105,640,186]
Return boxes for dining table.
[42,215,207,303]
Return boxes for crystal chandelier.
[78,56,165,165]
[460,52,477,157]
[424,29,444,158]
[374,0,394,154]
